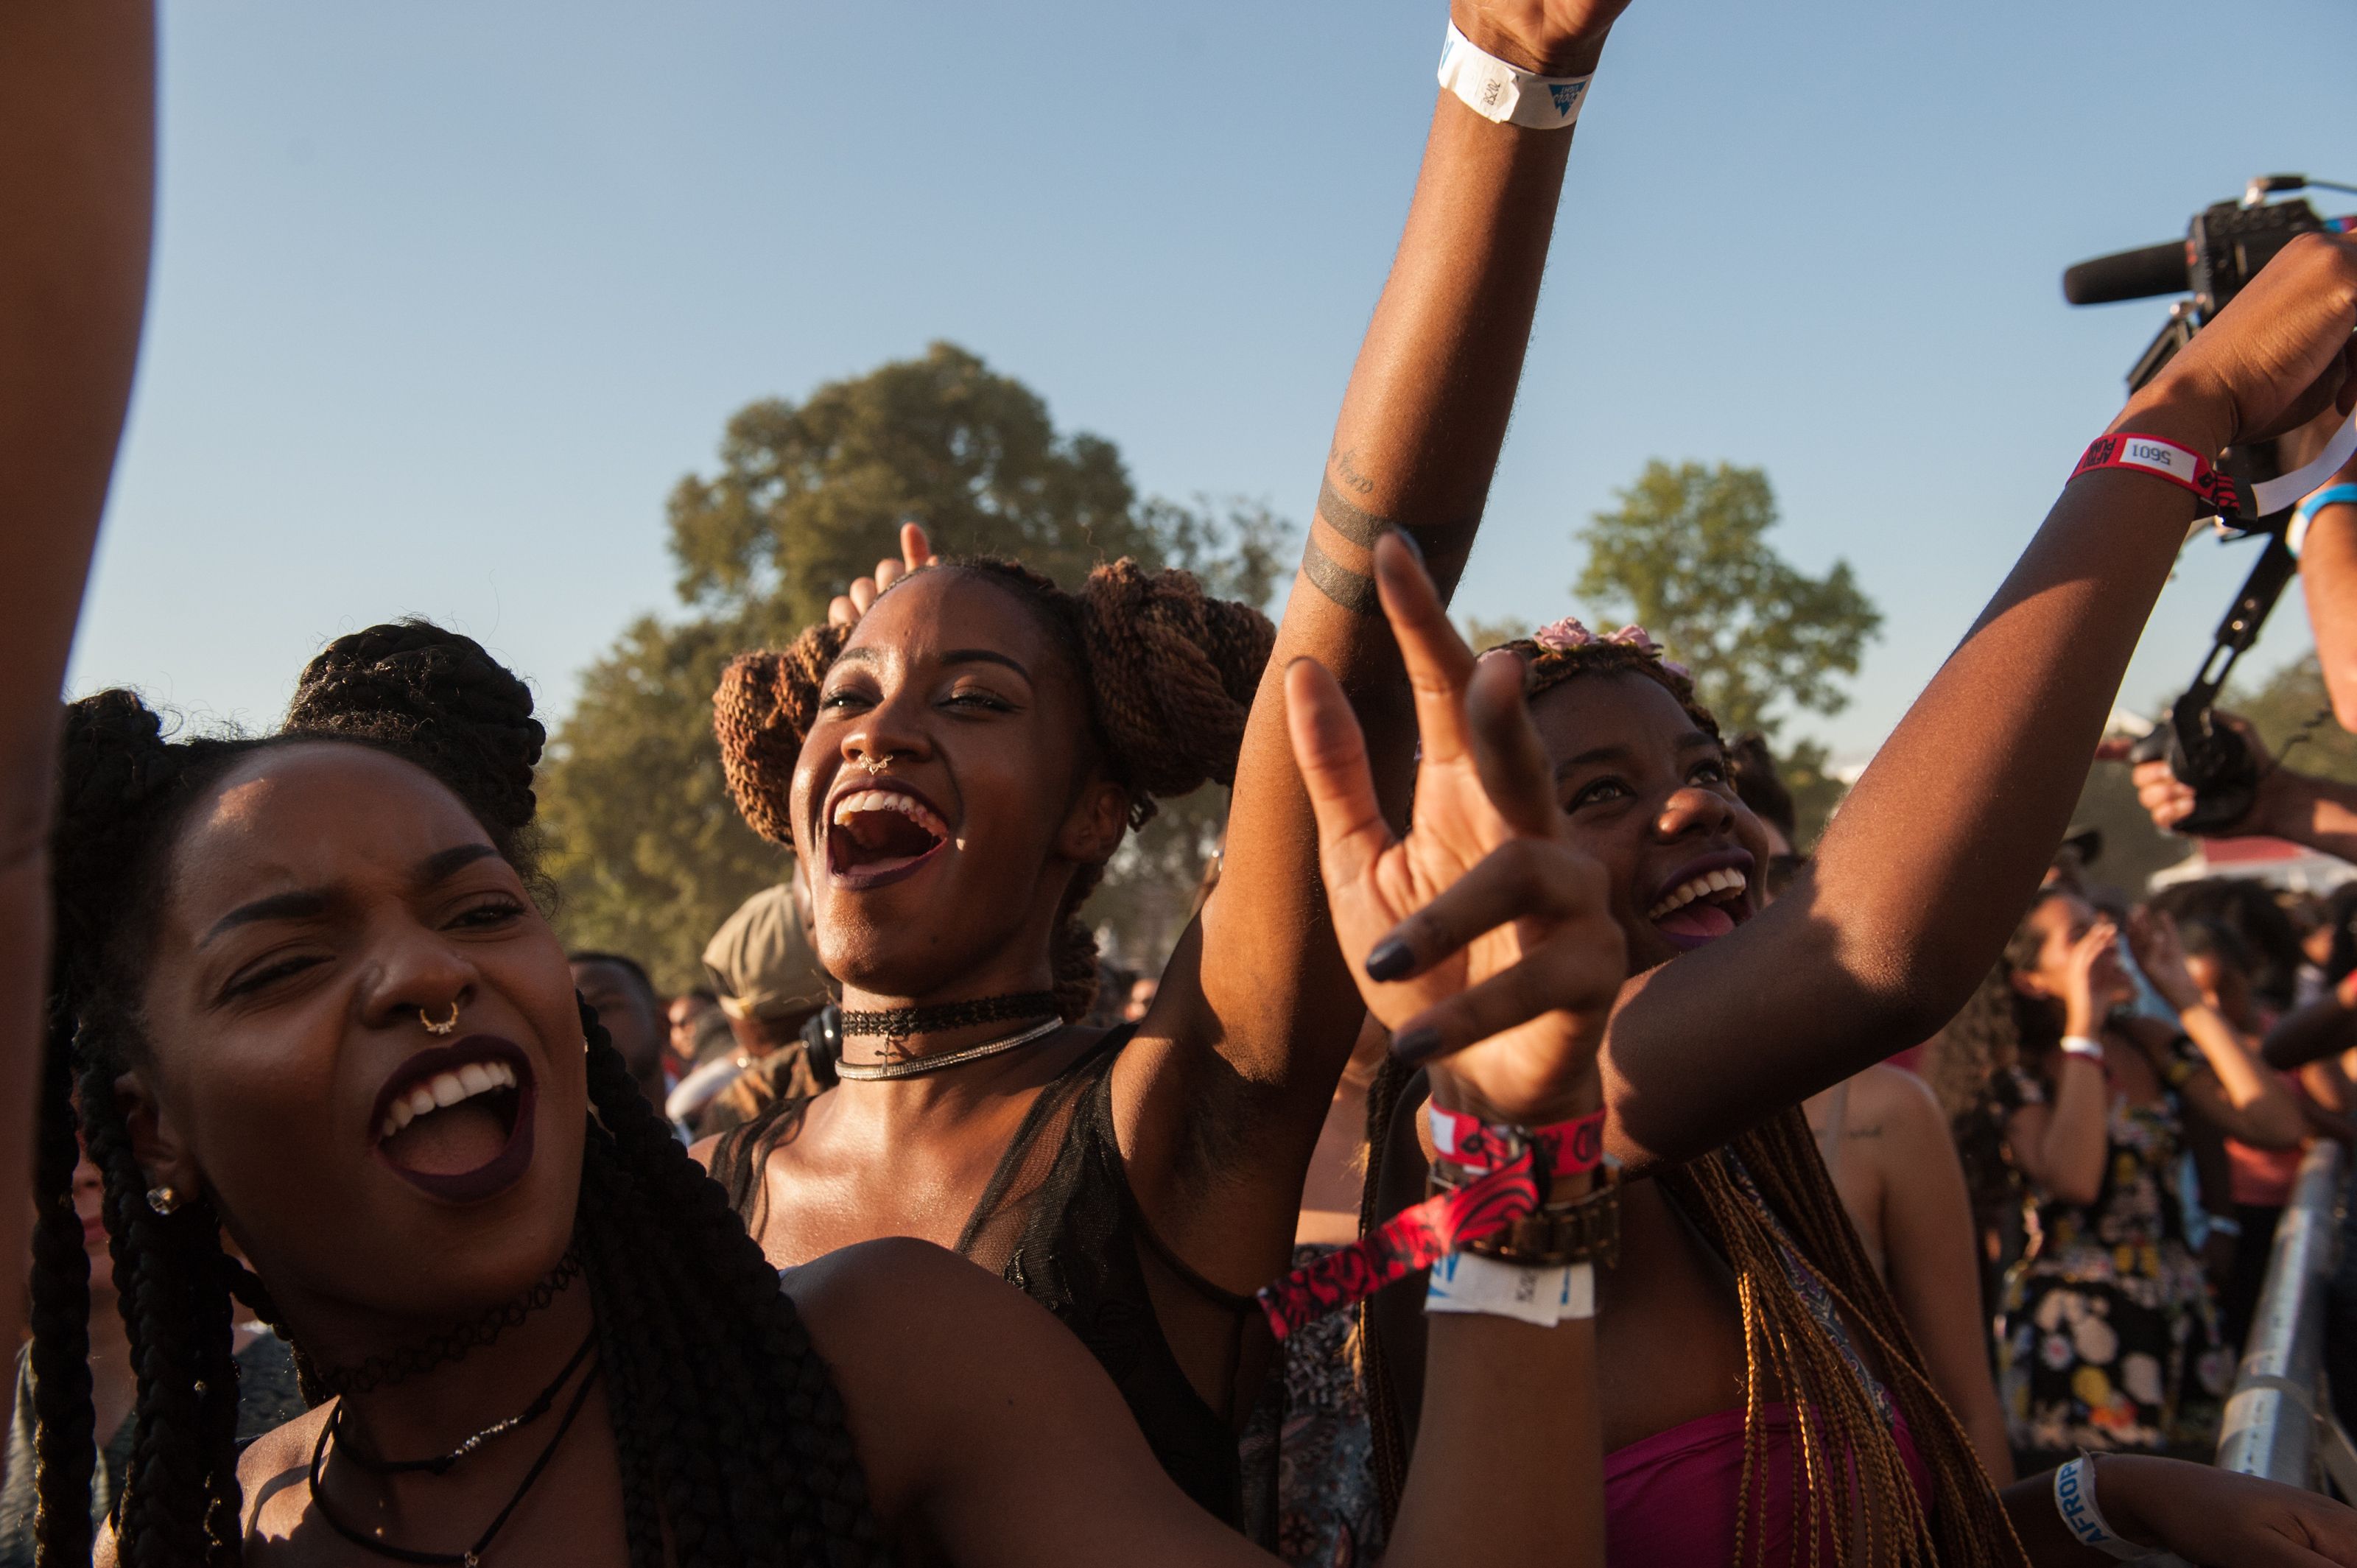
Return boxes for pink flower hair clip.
[1528,616,1688,679]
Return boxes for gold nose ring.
[421,1002,461,1036]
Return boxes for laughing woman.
[27,623,1621,1567]
[702,0,1638,1528]
[1327,227,2357,1564]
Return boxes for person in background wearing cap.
[570,951,670,1114]
[667,873,837,1137]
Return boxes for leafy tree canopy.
[542,342,1293,991]
[1576,460,1880,739]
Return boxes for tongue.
[382,1100,510,1177]
[1656,901,1737,942]
[836,813,939,870]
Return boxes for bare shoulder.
[1852,1062,1945,1128]
[236,1402,333,1542]
[781,1238,1162,1535]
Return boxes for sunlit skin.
[127,745,586,1357]
[790,569,1129,1017]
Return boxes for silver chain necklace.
[832,1016,1065,1081]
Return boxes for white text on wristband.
[1427,1253,1594,1326]
[1436,24,1592,131]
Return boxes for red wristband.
[2070,432,2240,516]
[1257,1145,1539,1342]
[1429,1104,1606,1177]
[2072,413,2357,526]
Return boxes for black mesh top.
[953,1024,1264,1531]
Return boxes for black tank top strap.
[952,1022,1257,1533]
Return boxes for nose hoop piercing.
[421,1002,461,1036]
[860,754,891,777]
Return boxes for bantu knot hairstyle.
[713,555,1274,1020]
[34,622,883,1568]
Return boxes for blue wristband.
[2290,483,2357,558]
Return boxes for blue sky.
[70,0,2357,767]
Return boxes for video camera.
[2065,175,2357,833]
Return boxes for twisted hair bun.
[285,620,544,839]
[714,559,1272,846]
[709,558,1274,1021]
[1073,558,1272,806]
[714,622,849,848]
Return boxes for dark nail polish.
[1391,1026,1443,1064]
[1366,938,1415,982]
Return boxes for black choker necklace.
[839,991,1060,1044]
[312,1251,582,1398]
[309,1329,601,1567]
[327,1332,597,1477]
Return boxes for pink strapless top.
[1605,1402,1932,1567]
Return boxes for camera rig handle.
[2128,530,2299,835]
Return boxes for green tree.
[1576,461,1880,739]
[541,343,1293,991]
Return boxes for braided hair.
[712,555,1274,1023]
[32,622,885,1567]
[1357,627,2028,1568]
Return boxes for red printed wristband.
[2071,413,2357,526]
[1429,1105,1605,1178]
[2070,432,2238,515]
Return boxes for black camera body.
[2065,178,2348,839]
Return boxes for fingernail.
[1391,1026,1443,1064]
[1365,938,1415,982]
[1387,528,1424,565]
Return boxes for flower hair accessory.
[1529,617,1689,679]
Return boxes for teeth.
[377,1058,520,1144]
[1647,867,1749,921]
[830,789,949,840]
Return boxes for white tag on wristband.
[2059,1035,2105,1062]
[2053,1455,2149,1561]
[1436,23,1593,131]
[1426,1254,1595,1326]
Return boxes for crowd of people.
[7,0,2357,1564]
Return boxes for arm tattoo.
[1302,535,1381,615]
[1316,473,1474,555]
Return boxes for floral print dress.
[1995,1059,2230,1463]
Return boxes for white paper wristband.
[2053,1455,2147,1561]
[1436,24,1593,131]
[1426,1254,1595,1326]
[2059,1035,2105,1063]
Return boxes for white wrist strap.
[1426,1254,1594,1326]
[1437,24,1592,130]
[2059,1034,2105,1062]
[2053,1455,2147,1560]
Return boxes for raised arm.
[1596,232,2357,1168]
[2129,908,2305,1147]
[0,0,155,1346]
[1148,0,1630,1119]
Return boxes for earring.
[146,1185,183,1216]
[421,1002,461,1036]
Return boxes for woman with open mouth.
[1311,214,2357,1561]
[24,619,1624,1566]
[700,0,1640,1531]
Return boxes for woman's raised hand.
[2136,230,2357,452]
[1452,0,1637,75]
[2125,907,2203,1013]
[1284,534,1624,1128]
[2059,915,2122,1038]
[827,521,934,627]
